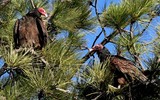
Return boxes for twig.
[29,49,50,67]
[91,30,103,47]
[120,28,131,33]
[94,0,107,37]
[78,46,90,51]
[15,48,50,67]
[130,17,154,70]
[56,87,71,93]
[88,0,95,7]
[30,0,35,8]
[140,17,153,35]
[90,0,107,48]
[126,46,145,71]
[130,21,143,70]
[134,55,145,71]
[130,21,134,39]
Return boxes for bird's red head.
[90,44,104,51]
[38,7,48,17]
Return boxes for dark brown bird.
[13,7,48,49]
[91,44,148,87]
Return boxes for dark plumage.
[13,8,48,49]
[91,44,148,87]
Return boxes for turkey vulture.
[90,44,148,87]
[13,7,48,49]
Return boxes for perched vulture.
[91,44,148,88]
[13,7,48,49]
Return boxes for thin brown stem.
[91,30,103,47]
[128,21,145,70]
[140,17,153,35]
[94,0,107,37]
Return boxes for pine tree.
[0,0,159,100]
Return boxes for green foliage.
[81,61,112,88]
[0,0,160,99]
[101,0,155,29]
[0,81,29,100]
[0,45,32,69]
[115,33,148,55]
[42,40,82,80]
[50,0,93,33]
[125,0,155,21]
[77,60,128,100]
[0,0,28,44]
[101,3,130,29]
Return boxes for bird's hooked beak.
[38,7,48,18]
[44,13,48,17]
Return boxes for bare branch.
[140,17,154,35]
[126,46,145,71]
[129,21,144,70]
[94,0,107,37]
[120,28,130,33]
[130,21,134,39]
[128,17,154,71]
[91,30,103,47]
[30,0,35,8]
[78,46,90,51]
[56,87,71,93]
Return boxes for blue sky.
[0,59,4,67]
[85,0,121,54]
[84,0,159,70]
[0,0,122,78]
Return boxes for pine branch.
[15,48,50,67]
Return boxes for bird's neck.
[97,47,111,62]
[27,9,41,18]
